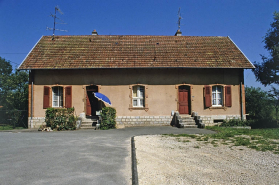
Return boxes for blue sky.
[0,0,278,90]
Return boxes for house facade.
[18,31,254,128]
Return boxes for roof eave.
[18,66,254,70]
[17,35,44,70]
[227,36,255,69]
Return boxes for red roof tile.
[18,35,254,69]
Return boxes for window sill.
[129,107,149,112]
[209,106,227,111]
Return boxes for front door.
[86,86,99,116]
[179,86,190,114]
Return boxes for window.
[132,86,145,107]
[52,86,63,107]
[212,86,223,106]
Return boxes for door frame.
[176,84,192,115]
[84,85,101,116]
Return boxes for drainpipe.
[240,82,243,121]
[31,81,33,119]
[30,70,33,128]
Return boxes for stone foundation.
[116,116,172,127]
[200,115,245,126]
[28,117,46,129]
[28,115,245,128]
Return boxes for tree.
[0,57,28,110]
[246,87,273,120]
[245,86,278,128]
[253,11,279,86]
[267,86,279,122]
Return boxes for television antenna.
[177,7,183,30]
[46,6,68,38]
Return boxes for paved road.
[0,127,215,185]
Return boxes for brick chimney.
[175,29,182,36]
[92,30,98,35]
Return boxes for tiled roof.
[18,35,254,69]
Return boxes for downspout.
[30,70,34,128]
[240,69,244,121]
[240,81,243,121]
[31,81,33,119]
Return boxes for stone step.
[180,124,198,128]
[82,118,98,122]
[80,118,99,129]
[178,118,194,121]
[178,116,197,128]
[80,126,96,129]
[179,115,192,118]
[180,122,196,126]
[178,118,196,125]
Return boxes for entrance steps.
[178,115,198,128]
[80,116,99,129]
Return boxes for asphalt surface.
[0,126,215,185]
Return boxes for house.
[18,30,254,128]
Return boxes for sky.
[0,0,278,91]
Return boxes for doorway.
[178,85,191,115]
[86,85,99,116]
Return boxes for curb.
[131,136,138,185]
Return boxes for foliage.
[0,110,28,128]
[220,119,250,127]
[45,107,76,130]
[267,86,279,122]
[100,107,116,130]
[245,86,278,128]
[253,11,279,86]
[0,57,28,111]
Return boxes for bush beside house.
[45,108,76,130]
[100,107,116,130]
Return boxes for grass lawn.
[164,127,279,154]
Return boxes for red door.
[179,89,189,114]
[86,86,99,116]
[86,92,91,116]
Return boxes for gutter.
[17,66,255,70]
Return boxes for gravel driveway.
[135,135,279,185]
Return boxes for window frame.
[132,85,145,108]
[52,86,64,108]
[129,84,149,111]
[211,85,223,107]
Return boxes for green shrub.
[248,119,278,129]
[100,107,116,130]
[220,119,250,127]
[45,107,76,131]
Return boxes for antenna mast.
[177,7,182,31]
[47,6,68,38]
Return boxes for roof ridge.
[42,35,228,38]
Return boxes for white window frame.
[212,86,223,107]
[132,86,145,107]
[52,86,63,108]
